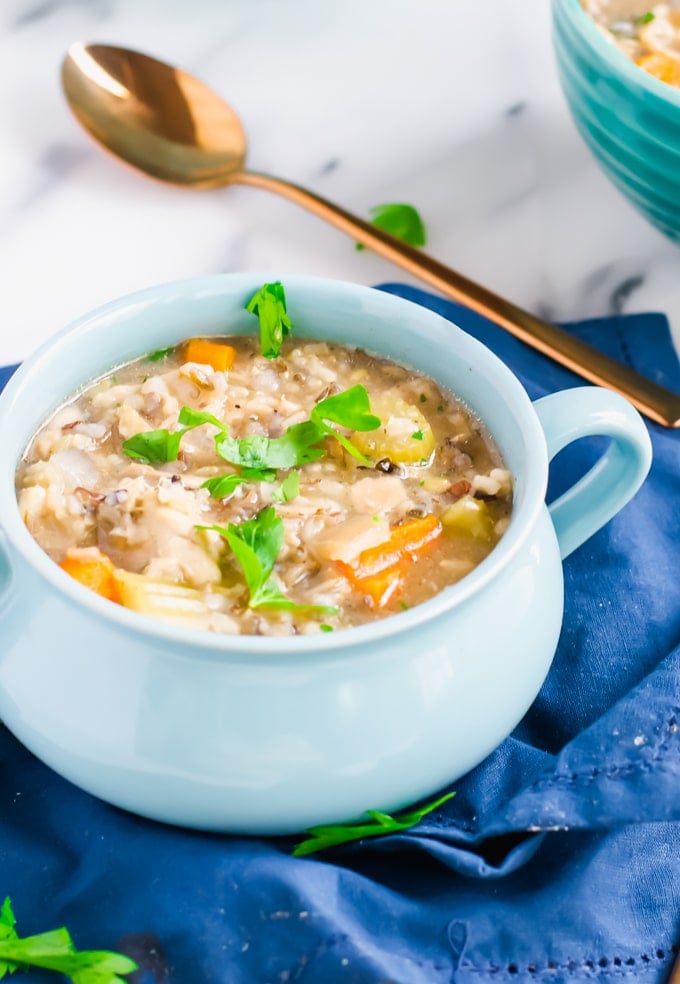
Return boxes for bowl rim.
[555,0,680,111]
[0,274,550,659]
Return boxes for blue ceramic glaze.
[552,0,680,242]
[0,276,652,833]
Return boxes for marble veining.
[0,0,678,367]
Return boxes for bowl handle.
[532,387,652,560]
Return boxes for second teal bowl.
[552,0,680,243]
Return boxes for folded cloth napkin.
[1,284,678,984]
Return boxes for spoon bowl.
[62,43,246,186]
[60,42,680,428]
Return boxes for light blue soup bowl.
[553,0,680,242]
[0,276,652,834]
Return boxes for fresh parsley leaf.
[636,10,655,23]
[271,470,300,503]
[198,508,337,615]
[241,467,278,483]
[0,896,137,983]
[310,385,380,464]
[412,430,424,441]
[292,791,456,856]
[356,203,427,251]
[147,346,175,362]
[245,281,294,359]
[242,584,336,614]
[241,468,276,482]
[226,516,282,607]
[121,428,187,465]
[215,421,325,472]
[198,512,281,595]
[122,406,226,465]
[313,386,381,432]
[320,624,334,633]
[177,407,227,432]
[201,474,244,499]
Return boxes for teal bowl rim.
[554,0,680,111]
[0,275,549,662]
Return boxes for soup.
[583,1,680,87]
[16,286,513,636]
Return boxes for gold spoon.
[61,42,680,428]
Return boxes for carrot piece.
[59,548,120,603]
[183,338,237,372]
[336,514,442,607]
[336,557,409,607]
[384,514,442,556]
[635,53,680,87]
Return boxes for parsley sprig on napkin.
[0,897,137,982]
[292,792,455,856]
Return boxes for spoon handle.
[235,170,680,428]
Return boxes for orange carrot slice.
[336,514,442,607]
[635,53,680,87]
[183,339,237,372]
[59,548,120,603]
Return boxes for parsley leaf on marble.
[0,896,137,982]
[245,281,294,359]
[199,508,337,614]
[356,203,427,251]
[292,792,456,857]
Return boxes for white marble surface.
[0,0,679,367]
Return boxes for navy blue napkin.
[1,285,679,984]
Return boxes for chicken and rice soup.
[17,285,513,636]
[582,1,680,87]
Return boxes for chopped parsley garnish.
[121,428,188,465]
[0,896,137,982]
[177,406,226,431]
[245,281,294,359]
[123,385,381,476]
[419,393,427,403]
[201,474,244,499]
[310,385,381,464]
[292,791,455,856]
[319,624,334,633]
[412,430,424,441]
[199,508,338,615]
[356,203,427,251]
[437,405,444,413]
[215,421,325,472]
[213,386,380,471]
[271,470,300,503]
[121,406,226,465]
[147,346,175,362]
[636,11,655,24]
